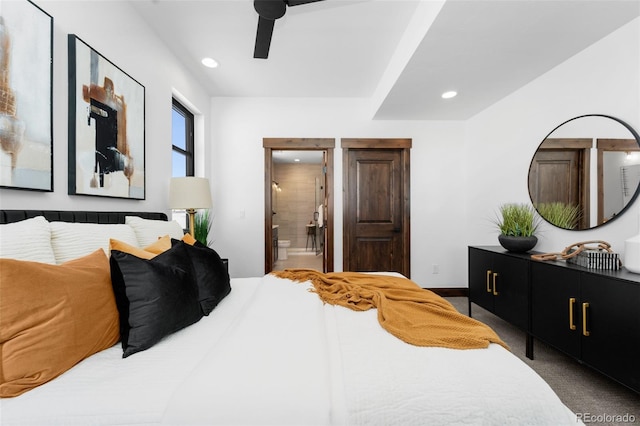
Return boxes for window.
[172,98,195,228]
[172,98,194,177]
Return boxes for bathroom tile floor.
[273,250,323,271]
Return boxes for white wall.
[0,0,211,214]
[465,17,640,265]
[210,96,467,281]
[212,17,640,285]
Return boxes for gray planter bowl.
[498,235,538,253]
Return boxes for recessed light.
[201,57,218,68]
[442,91,457,99]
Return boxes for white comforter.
[0,274,578,425]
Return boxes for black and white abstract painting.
[68,34,145,199]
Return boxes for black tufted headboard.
[0,210,168,224]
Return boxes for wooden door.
[528,139,590,229]
[342,139,410,277]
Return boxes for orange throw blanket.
[272,269,509,351]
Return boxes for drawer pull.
[486,270,492,293]
[582,302,590,337]
[492,272,499,296]
[569,298,576,330]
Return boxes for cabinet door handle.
[492,272,499,296]
[582,302,590,337]
[486,270,492,293]
[568,298,576,330]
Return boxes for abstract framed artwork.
[68,34,145,199]
[0,0,53,192]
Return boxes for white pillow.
[50,222,139,264]
[125,216,185,247]
[0,216,56,264]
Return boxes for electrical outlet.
[432,264,439,274]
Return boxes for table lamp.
[169,177,212,236]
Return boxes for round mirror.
[528,114,640,230]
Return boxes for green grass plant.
[194,209,212,246]
[495,203,540,237]
[535,202,581,230]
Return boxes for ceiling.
[131,0,640,120]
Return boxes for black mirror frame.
[528,114,640,231]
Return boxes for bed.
[0,210,580,425]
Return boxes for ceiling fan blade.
[254,16,275,59]
[253,0,324,59]
[286,0,324,6]
[254,0,286,20]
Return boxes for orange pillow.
[181,233,197,245]
[110,234,196,259]
[0,249,120,397]
[109,235,171,259]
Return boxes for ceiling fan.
[253,0,325,59]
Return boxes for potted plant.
[494,203,540,252]
[194,209,212,246]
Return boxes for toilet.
[278,240,291,260]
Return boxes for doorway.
[264,138,335,274]
[342,138,411,277]
[528,138,591,229]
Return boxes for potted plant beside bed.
[194,209,212,246]
[494,203,540,253]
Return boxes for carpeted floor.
[447,297,640,426]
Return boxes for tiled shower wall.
[273,163,323,249]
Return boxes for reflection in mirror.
[528,115,640,230]
[601,145,640,223]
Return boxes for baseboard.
[426,287,468,297]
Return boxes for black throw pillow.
[110,243,203,358]
[171,239,231,315]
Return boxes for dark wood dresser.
[469,245,640,393]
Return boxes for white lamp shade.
[169,177,212,209]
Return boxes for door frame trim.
[341,138,411,276]
[263,138,335,274]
